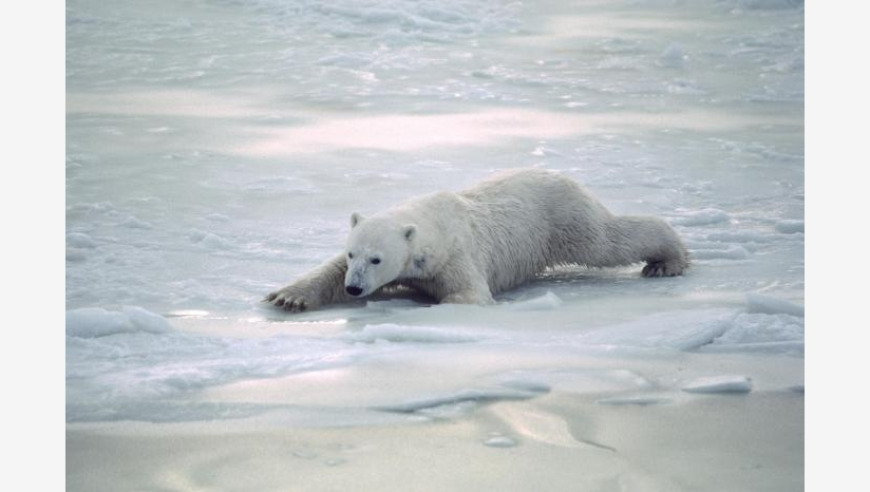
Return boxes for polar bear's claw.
[264,288,314,312]
[642,260,685,278]
[283,298,306,312]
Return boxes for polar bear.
[265,169,688,312]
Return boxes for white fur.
[265,169,689,311]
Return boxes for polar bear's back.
[459,169,615,293]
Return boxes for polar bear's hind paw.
[641,260,686,278]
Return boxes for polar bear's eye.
[371,258,381,265]
[348,252,354,259]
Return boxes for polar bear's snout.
[345,266,371,297]
[345,269,366,297]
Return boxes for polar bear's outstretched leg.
[264,254,353,312]
[409,254,495,305]
[606,216,690,277]
[441,287,494,305]
[436,256,495,305]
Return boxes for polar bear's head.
[344,212,416,298]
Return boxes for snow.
[66,0,804,490]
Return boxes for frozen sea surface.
[66,0,804,490]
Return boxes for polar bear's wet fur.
[266,169,689,312]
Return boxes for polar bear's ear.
[350,212,364,228]
[403,224,417,241]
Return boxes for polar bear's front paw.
[440,287,495,305]
[264,287,319,312]
[642,259,686,278]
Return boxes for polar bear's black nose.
[346,286,363,297]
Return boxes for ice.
[670,208,731,227]
[775,220,805,234]
[745,292,805,317]
[66,0,804,489]
[682,376,754,394]
[492,405,608,450]
[714,313,803,344]
[505,291,563,311]
[375,387,543,415]
[66,306,174,338]
[733,0,804,10]
[65,326,370,422]
[496,369,652,396]
[204,213,230,223]
[189,230,234,250]
[688,295,806,355]
[574,310,734,351]
[119,306,176,335]
[66,232,96,249]
[659,44,687,69]
[344,323,482,344]
[483,435,519,448]
[689,245,751,260]
[705,231,773,244]
[120,216,153,229]
[700,340,803,356]
[66,249,88,262]
[596,395,671,406]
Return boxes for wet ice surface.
[66,0,804,490]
